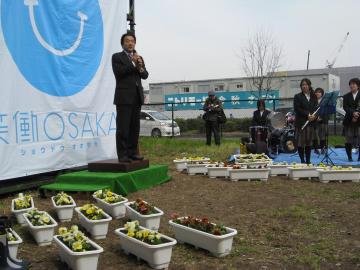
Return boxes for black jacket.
[293,92,318,128]
[112,51,149,105]
[203,97,222,122]
[252,109,271,126]
[343,91,360,126]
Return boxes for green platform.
[40,165,171,196]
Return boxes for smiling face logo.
[1,0,104,97]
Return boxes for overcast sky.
[133,0,360,88]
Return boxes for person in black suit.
[252,100,271,126]
[112,32,149,162]
[203,90,222,145]
[293,78,318,164]
[342,78,360,161]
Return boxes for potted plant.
[317,166,360,183]
[206,162,230,178]
[92,189,128,219]
[51,192,76,222]
[288,164,321,180]
[186,161,211,176]
[114,220,176,269]
[54,225,104,270]
[228,164,270,181]
[6,228,23,260]
[173,156,210,172]
[125,199,164,231]
[23,209,58,246]
[11,193,34,226]
[169,215,237,257]
[74,204,112,239]
[269,161,290,176]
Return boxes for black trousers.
[116,103,141,159]
[205,121,220,145]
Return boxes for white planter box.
[11,198,35,226]
[269,164,290,176]
[92,195,128,219]
[53,235,103,270]
[168,219,237,257]
[23,211,58,246]
[228,168,270,181]
[288,166,320,180]
[115,226,177,269]
[7,229,23,260]
[125,202,164,231]
[235,162,270,169]
[74,207,112,240]
[207,166,229,178]
[186,163,210,176]
[51,196,76,222]
[317,169,360,183]
[173,160,188,172]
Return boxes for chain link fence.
[141,97,344,139]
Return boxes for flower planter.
[74,207,112,240]
[11,198,34,226]
[206,166,229,178]
[317,168,360,183]
[125,202,164,231]
[115,226,177,269]
[186,163,210,176]
[173,160,188,172]
[228,168,270,181]
[168,219,237,257]
[23,211,58,246]
[51,195,76,222]
[53,235,103,270]
[288,166,320,180]
[92,195,128,219]
[269,164,290,176]
[7,229,23,260]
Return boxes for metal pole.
[306,50,310,70]
[127,0,136,33]
[171,103,174,138]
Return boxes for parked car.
[140,110,181,137]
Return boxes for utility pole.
[306,50,310,70]
[127,0,135,33]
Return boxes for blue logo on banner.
[1,0,104,96]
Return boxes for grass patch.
[349,191,360,199]
[328,135,345,146]
[272,205,317,220]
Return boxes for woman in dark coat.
[293,78,318,164]
[342,78,360,161]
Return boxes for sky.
[133,0,360,88]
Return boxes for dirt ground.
[1,165,360,270]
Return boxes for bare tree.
[241,30,282,99]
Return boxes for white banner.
[0,0,127,180]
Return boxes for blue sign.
[164,90,279,110]
[1,0,104,97]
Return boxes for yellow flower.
[41,216,50,224]
[86,208,94,215]
[135,231,143,239]
[127,230,135,237]
[71,225,79,232]
[106,191,113,197]
[58,227,68,235]
[72,241,83,251]
[142,230,149,238]
[75,232,84,241]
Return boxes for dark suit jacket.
[293,92,317,128]
[112,51,149,105]
[343,91,360,126]
[203,97,222,122]
[252,109,270,126]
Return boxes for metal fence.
[141,97,344,138]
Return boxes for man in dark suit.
[112,32,149,162]
[342,78,360,161]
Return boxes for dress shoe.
[129,155,144,161]
[118,157,132,163]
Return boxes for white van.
[140,110,181,137]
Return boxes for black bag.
[217,109,227,124]
[202,112,208,121]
